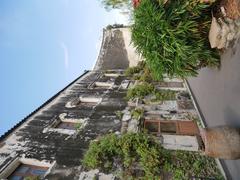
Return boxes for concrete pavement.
[187,39,240,180]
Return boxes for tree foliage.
[132,0,220,79]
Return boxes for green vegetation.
[139,66,153,83]
[82,133,167,178]
[82,133,223,179]
[127,82,176,102]
[125,61,156,83]
[124,61,145,77]
[132,0,220,79]
[154,90,176,102]
[125,66,142,77]
[126,82,155,100]
[164,150,224,180]
[131,108,144,119]
[75,122,83,131]
[115,110,124,119]
[106,24,125,30]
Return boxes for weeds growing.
[127,82,176,102]
[82,133,224,179]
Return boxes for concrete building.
[0,27,221,179]
[0,27,143,180]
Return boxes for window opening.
[144,120,199,136]
[65,97,101,108]
[55,122,77,130]
[8,164,48,180]
[144,121,159,134]
[92,82,114,89]
[160,122,177,134]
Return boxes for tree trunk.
[201,126,240,159]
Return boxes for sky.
[0,0,128,136]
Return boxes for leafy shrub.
[139,66,154,82]
[124,61,145,77]
[106,24,124,30]
[82,134,121,169]
[132,74,141,80]
[124,66,142,77]
[127,82,176,101]
[82,133,167,178]
[115,111,124,119]
[82,133,224,179]
[131,108,144,119]
[75,123,82,131]
[169,151,224,180]
[126,82,155,100]
[132,0,220,79]
[124,61,156,83]
[154,90,176,101]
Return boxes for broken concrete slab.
[127,119,139,133]
[122,113,131,122]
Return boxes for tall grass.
[132,0,219,79]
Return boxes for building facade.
[0,27,221,179]
[0,27,141,180]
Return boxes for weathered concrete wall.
[94,27,142,70]
[161,135,199,151]
[120,28,142,67]
[0,70,130,179]
[0,27,205,180]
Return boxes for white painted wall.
[161,135,200,151]
[120,28,142,67]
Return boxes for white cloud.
[91,35,103,70]
[60,42,69,70]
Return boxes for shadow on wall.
[224,107,240,127]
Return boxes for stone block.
[122,113,131,122]
[209,17,222,48]
[127,119,139,133]
[162,135,199,151]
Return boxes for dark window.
[56,122,77,130]
[93,82,113,89]
[144,119,199,135]
[81,102,98,106]
[160,122,177,134]
[145,121,159,133]
[8,164,48,180]
[71,98,81,106]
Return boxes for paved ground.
[187,40,240,180]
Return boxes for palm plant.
[132,0,219,79]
